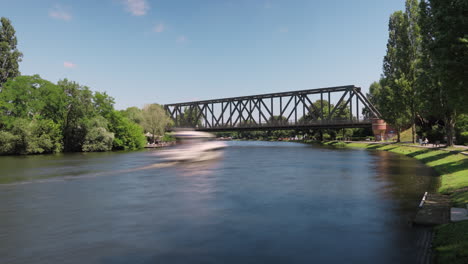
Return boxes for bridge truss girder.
[164,85,381,131]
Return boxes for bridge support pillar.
[372,119,387,141]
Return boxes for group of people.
[419,137,429,146]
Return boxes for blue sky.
[2,0,404,109]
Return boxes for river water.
[0,141,438,264]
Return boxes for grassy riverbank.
[320,141,468,264]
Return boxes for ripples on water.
[0,141,438,264]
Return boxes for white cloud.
[176,35,187,43]
[279,27,289,33]
[153,23,165,33]
[63,61,76,68]
[122,0,149,16]
[49,5,72,21]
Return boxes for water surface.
[0,141,438,263]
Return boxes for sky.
[2,0,405,109]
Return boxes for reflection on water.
[0,141,438,264]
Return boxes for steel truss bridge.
[164,85,382,131]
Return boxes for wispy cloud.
[279,27,289,33]
[63,61,76,68]
[176,35,187,43]
[49,5,72,21]
[153,23,165,33]
[264,2,272,9]
[122,0,149,16]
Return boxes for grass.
[399,127,414,142]
[322,140,468,264]
[433,221,468,264]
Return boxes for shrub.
[459,132,468,146]
[82,116,114,152]
[0,131,18,154]
[108,111,146,150]
[82,127,114,152]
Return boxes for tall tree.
[381,11,412,142]
[418,0,468,146]
[58,79,94,152]
[142,104,172,143]
[0,17,22,88]
[404,0,422,143]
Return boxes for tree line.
[0,17,172,155]
[368,0,467,146]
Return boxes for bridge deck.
[192,120,372,132]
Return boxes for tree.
[403,0,422,143]
[177,106,202,127]
[0,75,64,128]
[380,11,413,142]
[107,110,146,150]
[0,118,62,155]
[122,106,144,124]
[418,0,468,146]
[269,115,288,125]
[142,104,172,143]
[58,79,94,152]
[93,91,115,118]
[0,17,22,88]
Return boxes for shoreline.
[315,140,467,264]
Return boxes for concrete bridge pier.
[372,119,387,141]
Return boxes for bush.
[108,111,146,150]
[0,118,63,155]
[30,119,63,153]
[459,132,468,146]
[82,117,114,152]
[161,133,175,142]
[0,131,18,154]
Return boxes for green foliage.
[93,91,115,118]
[0,74,150,154]
[0,17,22,88]
[122,106,143,124]
[269,115,288,125]
[176,106,202,127]
[82,116,114,152]
[0,130,17,154]
[161,133,175,142]
[0,118,62,155]
[59,79,94,152]
[30,119,63,154]
[459,132,468,146]
[0,75,62,128]
[108,110,146,150]
[142,104,173,143]
[379,10,413,141]
[417,0,468,146]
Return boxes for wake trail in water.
[0,162,179,187]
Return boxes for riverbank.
[319,141,467,264]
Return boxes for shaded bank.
[318,141,468,264]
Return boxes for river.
[0,141,438,264]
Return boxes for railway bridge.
[164,85,382,132]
